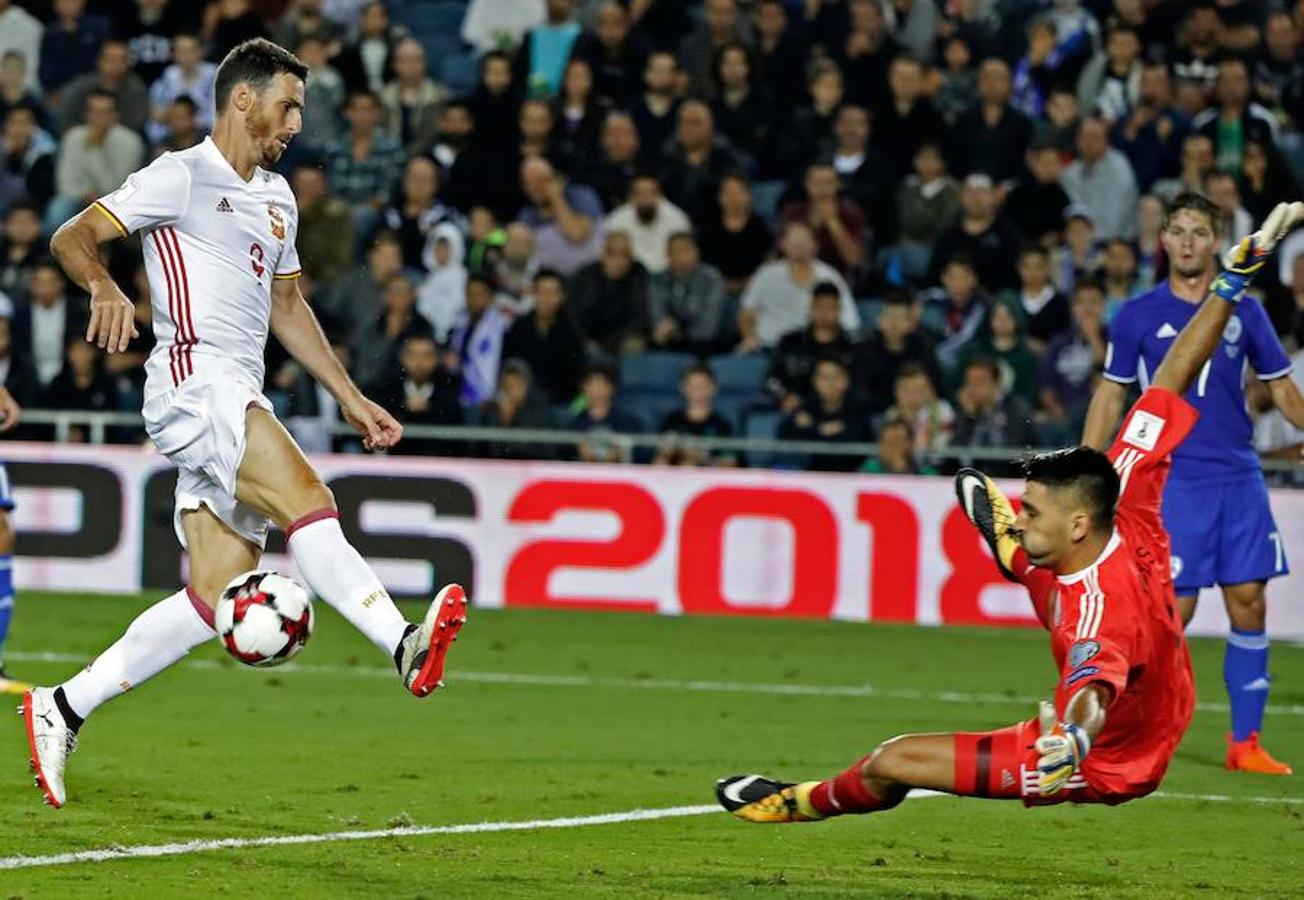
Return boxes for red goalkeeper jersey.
[1023,388,1199,795]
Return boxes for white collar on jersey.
[200,135,259,185]
[1055,529,1122,585]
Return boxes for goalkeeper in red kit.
[717,201,1304,821]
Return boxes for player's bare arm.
[268,276,402,451]
[1081,380,1128,450]
[1265,376,1304,430]
[0,385,21,432]
[49,206,139,354]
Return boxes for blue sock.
[0,555,11,665]
[1224,628,1270,742]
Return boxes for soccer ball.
[215,570,314,667]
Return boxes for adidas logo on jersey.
[216,197,234,213]
[1155,322,1178,339]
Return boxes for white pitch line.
[8,651,1304,718]
[0,789,1299,872]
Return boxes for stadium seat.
[742,409,798,469]
[856,298,882,338]
[440,53,480,95]
[618,387,680,432]
[708,354,768,393]
[619,351,696,390]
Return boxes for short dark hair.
[963,355,1000,382]
[895,361,931,383]
[583,362,617,385]
[214,39,307,113]
[666,230,696,250]
[681,362,715,383]
[466,271,496,293]
[943,252,977,274]
[1022,446,1120,533]
[532,267,565,289]
[1164,191,1219,231]
[170,95,198,114]
[811,280,841,302]
[814,353,850,375]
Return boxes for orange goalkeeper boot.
[1226,732,1293,775]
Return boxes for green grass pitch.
[1,593,1302,898]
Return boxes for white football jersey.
[94,136,301,404]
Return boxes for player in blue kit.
[1083,192,1304,775]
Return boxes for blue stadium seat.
[742,409,791,469]
[708,353,768,393]
[417,33,464,66]
[856,298,882,338]
[440,52,480,94]
[617,389,678,432]
[619,351,696,390]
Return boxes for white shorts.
[143,375,275,550]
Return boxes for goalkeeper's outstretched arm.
[1153,202,1304,396]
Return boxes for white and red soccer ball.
[215,570,314,667]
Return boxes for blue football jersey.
[1103,282,1293,481]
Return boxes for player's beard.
[245,105,283,168]
[1171,257,1214,279]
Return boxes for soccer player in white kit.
[22,39,467,808]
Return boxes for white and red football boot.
[396,584,468,697]
[20,687,77,808]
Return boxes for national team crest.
[268,205,286,241]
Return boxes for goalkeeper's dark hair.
[1163,191,1219,232]
[215,39,308,112]
[1022,446,1119,534]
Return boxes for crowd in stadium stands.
[2,0,1304,473]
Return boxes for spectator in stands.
[296,35,345,151]
[516,0,581,98]
[0,53,46,132]
[767,281,858,413]
[951,355,1036,459]
[0,298,37,408]
[151,96,203,157]
[604,172,689,274]
[780,161,867,278]
[581,111,642,211]
[1060,116,1139,240]
[890,142,960,280]
[384,155,464,273]
[653,362,737,467]
[1005,245,1069,351]
[415,223,466,343]
[834,0,900,115]
[660,100,748,220]
[953,296,1039,409]
[1195,58,1277,175]
[291,164,354,287]
[446,272,508,409]
[860,417,937,475]
[681,0,751,98]
[471,358,554,459]
[648,231,729,357]
[1111,61,1188,193]
[14,258,85,389]
[380,37,448,157]
[1040,278,1107,438]
[920,253,988,371]
[1034,85,1081,155]
[1003,142,1070,248]
[877,55,945,178]
[45,337,121,426]
[369,331,463,456]
[573,2,647,107]
[778,60,843,183]
[1254,10,1304,129]
[709,41,770,159]
[272,0,344,55]
[466,51,520,151]
[752,0,807,110]
[628,50,679,160]
[1153,132,1215,205]
[326,89,404,245]
[39,0,110,99]
[928,172,1019,293]
[61,39,148,134]
[492,222,539,310]
[51,91,143,231]
[778,355,871,473]
[514,98,557,174]
[1134,193,1164,291]
[1011,19,1061,119]
[461,0,544,55]
[145,34,215,147]
[502,268,584,405]
[1099,237,1141,318]
[1076,22,1142,122]
[1239,138,1299,225]
[570,229,648,358]
[697,172,772,296]
[203,0,269,63]
[553,59,607,172]
[830,104,892,225]
[1052,204,1100,296]
[334,1,402,94]
[883,361,954,453]
[0,1,41,94]
[738,221,857,352]
[349,271,431,390]
[517,156,604,277]
[935,34,977,123]
[947,58,1031,182]
[0,201,40,298]
[570,363,643,463]
[857,291,942,415]
[0,105,55,217]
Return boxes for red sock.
[809,756,883,817]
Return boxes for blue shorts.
[0,463,12,512]
[1163,474,1289,594]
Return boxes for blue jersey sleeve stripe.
[1102,371,1137,385]
[1255,364,1294,381]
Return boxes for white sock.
[61,589,215,719]
[287,515,409,656]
